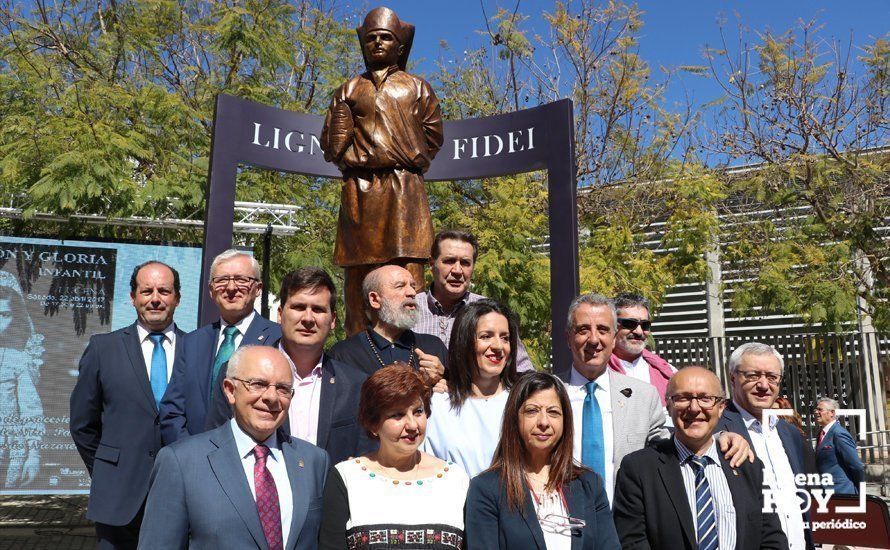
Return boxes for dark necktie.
[209,325,238,404]
[581,381,606,480]
[689,455,718,550]
[253,444,283,550]
[148,333,167,407]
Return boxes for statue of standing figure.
[321,6,444,335]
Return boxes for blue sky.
[370,1,889,109]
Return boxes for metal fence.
[652,332,889,467]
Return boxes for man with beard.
[607,293,675,406]
[717,342,814,549]
[414,229,534,371]
[558,293,753,504]
[328,265,447,384]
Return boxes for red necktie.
[253,444,283,550]
[817,430,824,447]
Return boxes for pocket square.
[620,388,633,398]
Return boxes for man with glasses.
[614,366,787,549]
[206,267,373,463]
[608,293,676,405]
[161,249,281,444]
[717,342,815,549]
[814,397,865,495]
[140,346,329,549]
[559,293,752,504]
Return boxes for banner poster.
[0,236,202,495]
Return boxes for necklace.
[365,329,416,370]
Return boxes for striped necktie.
[689,455,718,550]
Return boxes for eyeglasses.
[211,275,258,289]
[538,513,586,532]
[231,377,295,397]
[668,394,726,409]
[617,317,652,331]
[736,370,782,385]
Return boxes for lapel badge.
[620,388,633,398]
[258,335,265,341]
[733,469,739,476]
[299,459,304,468]
[330,377,335,384]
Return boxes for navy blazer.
[327,329,449,377]
[816,422,865,495]
[464,469,620,550]
[613,438,788,550]
[204,353,375,463]
[160,315,280,444]
[138,423,330,550]
[717,400,814,549]
[69,322,185,526]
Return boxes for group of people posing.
[69,229,863,549]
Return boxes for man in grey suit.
[559,293,753,503]
[139,346,329,550]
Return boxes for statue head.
[356,7,415,71]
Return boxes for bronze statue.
[321,6,444,335]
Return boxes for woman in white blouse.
[422,299,520,476]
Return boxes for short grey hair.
[817,397,839,411]
[226,345,252,378]
[361,267,386,320]
[209,249,261,282]
[566,293,617,333]
[727,342,785,375]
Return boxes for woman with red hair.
[319,363,469,549]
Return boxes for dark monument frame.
[201,93,579,372]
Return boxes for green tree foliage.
[706,19,890,330]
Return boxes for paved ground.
[0,495,92,549]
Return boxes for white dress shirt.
[619,355,651,384]
[819,420,837,441]
[216,311,255,353]
[568,367,615,503]
[740,407,807,549]
[230,418,293,545]
[675,437,738,550]
[136,322,176,382]
[281,346,323,445]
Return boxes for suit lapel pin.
[330,377,335,384]
[620,388,633,398]
[733,470,739,476]
[258,335,265,341]
[299,459,304,468]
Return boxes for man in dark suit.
[70,261,185,549]
[716,342,814,549]
[814,397,865,495]
[139,345,329,549]
[160,249,280,444]
[328,264,447,384]
[614,366,787,550]
[207,267,373,463]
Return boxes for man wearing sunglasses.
[160,249,281,444]
[614,366,787,550]
[607,293,676,406]
[717,342,815,550]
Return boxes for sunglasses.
[617,317,652,331]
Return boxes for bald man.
[140,346,329,549]
[328,265,447,384]
[614,367,787,550]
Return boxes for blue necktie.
[581,381,606,480]
[690,455,718,550]
[209,325,239,404]
[148,333,168,407]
